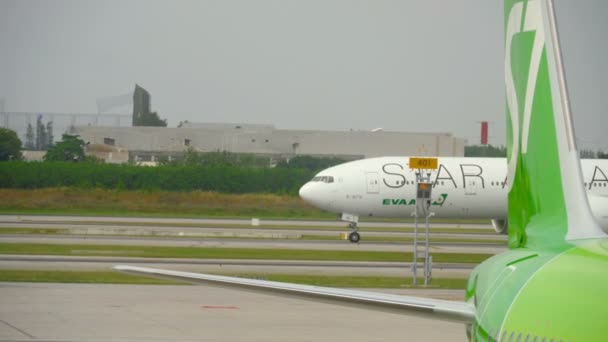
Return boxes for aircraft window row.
[432,181,445,188]
[404,180,511,187]
[585,182,607,187]
[402,180,447,186]
[497,330,565,342]
[404,181,448,186]
[395,181,451,187]
[311,176,334,183]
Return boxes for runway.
[0,215,501,236]
[0,215,506,254]
[0,214,494,278]
[0,282,467,341]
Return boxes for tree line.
[0,161,314,194]
[465,144,608,159]
[25,115,54,150]
[0,127,350,194]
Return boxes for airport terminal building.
[71,122,466,164]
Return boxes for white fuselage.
[299,157,608,228]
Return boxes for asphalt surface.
[0,222,504,242]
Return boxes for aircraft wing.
[113,265,475,324]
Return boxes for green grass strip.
[0,269,184,285]
[0,208,335,220]
[0,269,467,289]
[0,228,71,234]
[0,243,491,263]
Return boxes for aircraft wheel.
[348,231,361,243]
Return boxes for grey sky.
[0,1,606,149]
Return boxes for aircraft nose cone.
[299,183,313,202]
[299,182,333,211]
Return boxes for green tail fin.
[504,0,604,249]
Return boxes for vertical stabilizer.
[504,0,605,249]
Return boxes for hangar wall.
[72,124,466,163]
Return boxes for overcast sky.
[0,0,606,149]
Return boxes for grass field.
[0,188,490,224]
[0,243,492,263]
[0,269,183,285]
[0,188,333,219]
[0,269,468,289]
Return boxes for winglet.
[505,0,605,249]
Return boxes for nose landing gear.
[341,213,361,243]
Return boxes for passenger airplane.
[298,157,608,242]
[115,1,608,340]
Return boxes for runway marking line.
[201,305,239,310]
[0,319,35,339]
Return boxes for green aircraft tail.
[504,0,604,249]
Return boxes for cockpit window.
[310,176,334,183]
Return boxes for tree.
[276,155,349,172]
[579,149,596,159]
[35,115,47,150]
[44,134,86,162]
[0,128,22,161]
[46,121,54,147]
[25,123,35,150]
[464,145,507,157]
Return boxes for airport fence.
[0,161,313,194]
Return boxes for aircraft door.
[464,177,479,195]
[366,172,380,194]
[462,177,478,216]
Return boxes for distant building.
[0,112,131,146]
[132,84,151,126]
[21,150,46,162]
[72,123,466,164]
[178,121,275,131]
[85,144,129,164]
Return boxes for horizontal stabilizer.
[113,265,475,324]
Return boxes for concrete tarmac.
[0,282,467,342]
